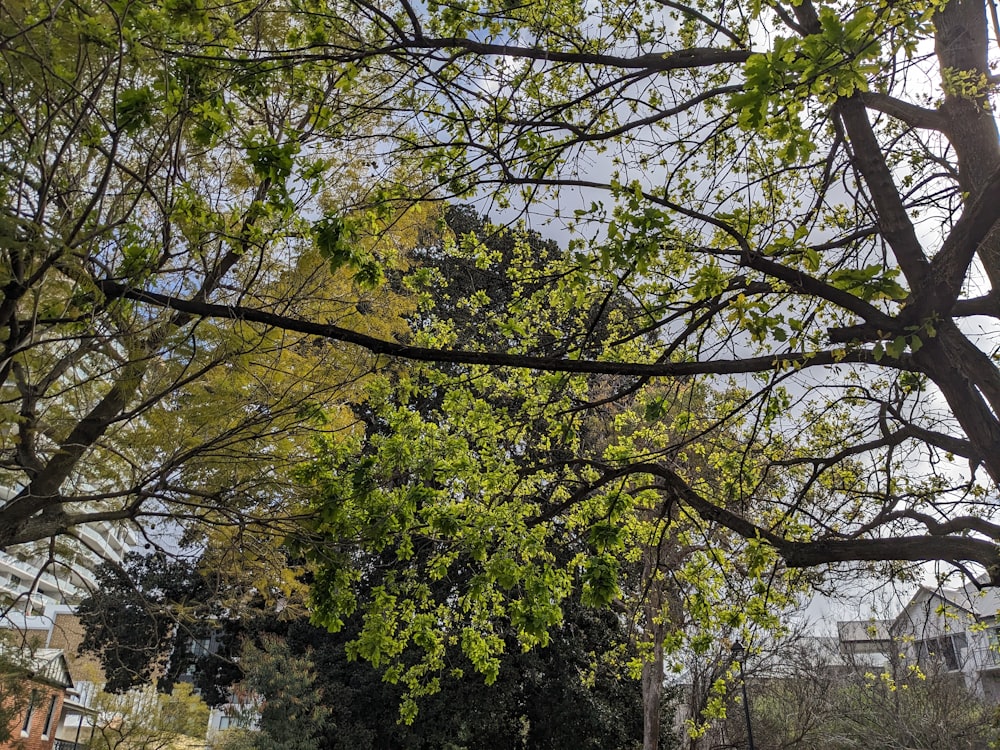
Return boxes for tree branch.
[635,463,1000,584]
[906,165,1000,321]
[859,92,948,132]
[95,279,912,377]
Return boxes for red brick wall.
[2,682,63,750]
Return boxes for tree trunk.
[641,544,666,750]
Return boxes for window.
[9,574,20,587]
[918,634,967,671]
[41,695,57,738]
[21,690,37,736]
[988,628,1000,658]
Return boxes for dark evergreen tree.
[80,554,647,749]
[78,551,222,695]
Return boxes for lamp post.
[731,641,756,750]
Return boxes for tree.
[213,605,647,750]
[0,0,417,561]
[87,682,210,750]
[214,636,331,750]
[241,605,642,750]
[81,551,648,750]
[302,209,802,750]
[10,0,1000,737]
[77,551,230,695]
[21,0,996,581]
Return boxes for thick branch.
[95,279,910,376]
[858,92,948,132]
[285,40,754,72]
[626,463,1000,583]
[905,165,1000,321]
[911,321,1000,484]
[900,511,1000,539]
[779,536,1000,581]
[952,293,1000,318]
[835,97,931,286]
[541,460,1000,582]
[789,0,929,287]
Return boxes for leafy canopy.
[34,0,1000,583]
[7,0,1000,729]
[0,0,419,564]
[301,210,805,720]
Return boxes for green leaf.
[117,88,155,132]
[886,336,907,359]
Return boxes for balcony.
[969,641,1000,672]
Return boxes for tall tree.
[0,0,420,564]
[8,9,1000,746]
[42,0,1000,581]
[87,682,210,750]
[77,551,227,695]
[211,607,647,750]
[303,209,801,747]
[79,551,649,750]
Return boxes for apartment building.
[836,580,1000,701]
[0,519,137,615]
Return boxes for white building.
[835,581,1000,701]
[891,582,1000,701]
[836,618,893,668]
[0,516,137,613]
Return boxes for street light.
[730,641,756,750]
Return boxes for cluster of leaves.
[77,210,803,741]
[225,0,1000,593]
[11,0,1000,743]
[0,0,418,568]
[300,209,807,723]
[77,551,227,696]
[212,605,647,750]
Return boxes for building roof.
[950,581,1000,618]
[27,648,74,688]
[837,619,893,644]
[899,582,1000,621]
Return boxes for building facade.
[0,648,86,750]
[837,580,1000,701]
[890,582,1000,701]
[0,520,137,614]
